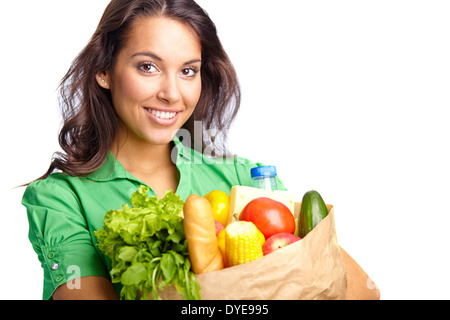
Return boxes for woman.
[22,0,379,300]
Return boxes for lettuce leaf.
[94,185,201,300]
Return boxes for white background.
[1,0,449,300]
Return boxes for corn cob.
[225,221,263,267]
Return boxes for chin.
[143,128,179,146]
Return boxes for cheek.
[185,81,202,109]
[112,72,154,105]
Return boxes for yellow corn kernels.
[225,221,263,267]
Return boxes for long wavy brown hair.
[35,0,240,181]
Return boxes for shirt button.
[47,252,55,259]
[51,263,59,270]
[55,275,63,283]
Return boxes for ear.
[95,71,111,89]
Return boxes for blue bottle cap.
[251,166,277,178]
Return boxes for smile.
[145,108,178,120]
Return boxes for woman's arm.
[52,276,119,300]
[340,247,380,300]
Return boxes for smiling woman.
[29,0,240,183]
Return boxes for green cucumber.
[298,190,329,238]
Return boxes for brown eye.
[139,63,157,73]
[180,67,198,77]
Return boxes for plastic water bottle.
[251,166,278,191]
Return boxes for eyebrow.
[132,52,202,65]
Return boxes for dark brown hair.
[36,0,240,181]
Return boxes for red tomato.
[239,197,295,239]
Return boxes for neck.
[111,128,175,175]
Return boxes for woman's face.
[98,16,202,146]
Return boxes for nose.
[157,74,181,105]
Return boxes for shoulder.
[184,146,259,176]
[23,173,75,194]
[173,136,258,173]
[183,146,288,189]
[22,173,80,209]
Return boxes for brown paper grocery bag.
[160,204,347,300]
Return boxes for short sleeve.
[22,178,109,300]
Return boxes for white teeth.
[148,109,177,119]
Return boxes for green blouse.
[22,137,285,299]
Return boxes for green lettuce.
[94,185,201,300]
